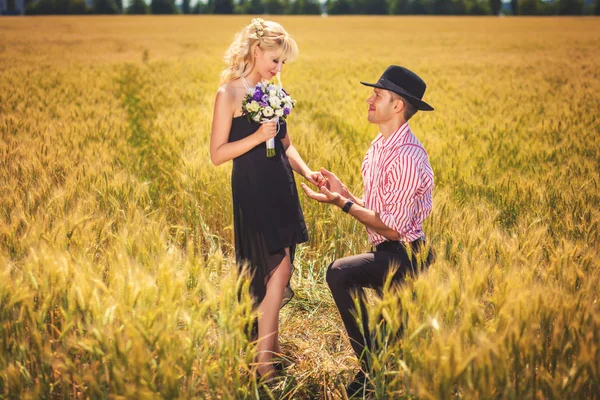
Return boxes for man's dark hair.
[390,91,418,121]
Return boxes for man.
[301,65,435,397]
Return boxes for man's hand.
[320,168,348,197]
[301,183,345,207]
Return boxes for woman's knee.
[269,260,292,287]
[278,262,292,282]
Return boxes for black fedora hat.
[361,65,434,111]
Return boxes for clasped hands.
[302,168,348,208]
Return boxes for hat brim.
[360,81,434,111]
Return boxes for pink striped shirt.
[361,122,434,245]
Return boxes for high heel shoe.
[272,354,293,372]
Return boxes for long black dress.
[229,116,308,309]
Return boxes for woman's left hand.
[305,171,326,188]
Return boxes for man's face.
[366,88,398,124]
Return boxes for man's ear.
[394,98,405,115]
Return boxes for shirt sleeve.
[378,154,422,238]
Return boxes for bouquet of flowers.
[241,80,296,157]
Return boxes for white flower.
[268,88,277,96]
[285,95,292,103]
[263,107,274,117]
[252,113,261,122]
[275,108,284,117]
[248,101,260,112]
[269,96,281,108]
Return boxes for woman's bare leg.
[273,332,282,355]
[256,249,292,379]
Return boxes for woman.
[210,18,322,380]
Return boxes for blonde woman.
[210,19,323,380]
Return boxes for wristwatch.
[342,199,354,213]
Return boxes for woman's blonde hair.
[220,18,299,85]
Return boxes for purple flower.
[259,101,268,107]
[261,94,269,103]
[284,107,291,115]
[252,90,263,101]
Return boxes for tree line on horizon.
[20,0,600,20]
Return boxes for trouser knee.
[326,261,347,292]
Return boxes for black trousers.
[326,238,433,367]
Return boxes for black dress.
[229,116,308,308]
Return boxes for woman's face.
[255,47,285,81]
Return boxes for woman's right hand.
[254,121,278,144]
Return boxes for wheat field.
[1,15,600,399]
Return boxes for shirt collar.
[371,122,411,149]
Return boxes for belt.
[375,236,425,253]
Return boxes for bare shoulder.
[216,82,234,100]
[218,80,248,104]
[219,79,246,95]
[214,83,236,116]
[218,79,249,117]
